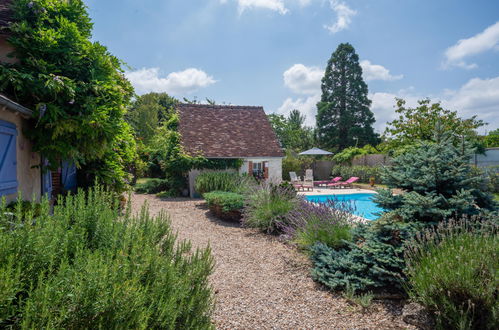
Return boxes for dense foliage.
[316,43,379,151]
[267,110,314,151]
[126,92,178,144]
[311,218,422,292]
[281,150,314,181]
[332,145,379,164]
[383,98,484,151]
[331,165,382,184]
[204,191,244,221]
[280,199,354,250]
[195,171,250,195]
[0,0,137,191]
[405,217,498,330]
[374,135,496,222]
[134,178,170,194]
[484,128,499,147]
[242,184,298,233]
[0,187,214,328]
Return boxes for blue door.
[61,160,77,192]
[0,120,18,196]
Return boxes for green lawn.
[135,178,153,185]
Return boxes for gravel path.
[132,194,413,329]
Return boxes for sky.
[85,0,499,133]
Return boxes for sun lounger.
[328,177,359,189]
[315,176,342,187]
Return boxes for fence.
[472,148,499,167]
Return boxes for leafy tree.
[332,144,379,165]
[268,111,314,151]
[287,109,305,130]
[484,128,499,148]
[374,130,496,223]
[0,0,135,190]
[126,92,178,144]
[383,98,484,151]
[316,43,379,151]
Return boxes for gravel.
[132,194,414,329]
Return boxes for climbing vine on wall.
[0,0,137,191]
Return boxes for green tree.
[126,92,178,144]
[484,128,499,148]
[0,0,135,190]
[374,130,496,223]
[383,98,484,150]
[316,43,379,151]
[268,111,314,151]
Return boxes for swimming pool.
[305,193,384,220]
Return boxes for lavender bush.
[279,198,356,249]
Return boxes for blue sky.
[85,0,499,133]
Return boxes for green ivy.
[0,0,137,192]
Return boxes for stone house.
[177,104,284,197]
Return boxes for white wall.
[239,157,283,183]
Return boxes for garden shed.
[177,104,284,197]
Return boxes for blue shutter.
[0,120,18,196]
[61,160,77,192]
[42,158,53,198]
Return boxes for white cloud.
[324,0,357,34]
[370,77,499,133]
[277,94,320,126]
[360,60,403,81]
[443,76,499,128]
[221,0,288,15]
[125,67,217,95]
[443,21,499,69]
[283,64,323,94]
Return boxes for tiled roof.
[0,0,13,33]
[177,104,284,158]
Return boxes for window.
[0,120,17,196]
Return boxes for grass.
[136,177,153,185]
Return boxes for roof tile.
[177,104,284,158]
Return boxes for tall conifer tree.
[316,43,379,150]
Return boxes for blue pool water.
[305,193,384,220]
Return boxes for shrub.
[405,216,499,330]
[0,187,214,328]
[242,183,298,233]
[374,135,497,223]
[204,191,244,221]
[280,199,354,250]
[311,216,423,292]
[331,165,382,184]
[482,166,499,193]
[195,172,253,195]
[134,178,170,194]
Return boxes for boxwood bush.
[0,187,214,328]
[204,191,244,221]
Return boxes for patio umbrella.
[299,147,333,156]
